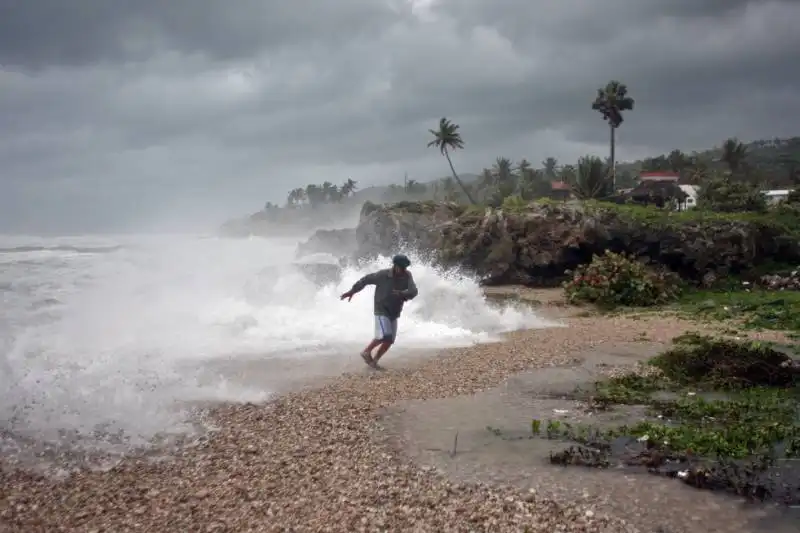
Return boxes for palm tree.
[340,178,357,197]
[324,181,343,202]
[686,158,712,185]
[517,158,532,176]
[721,137,748,175]
[592,80,635,190]
[542,157,559,180]
[427,117,476,203]
[492,157,516,199]
[305,184,324,206]
[667,149,688,175]
[286,187,306,207]
[572,156,612,199]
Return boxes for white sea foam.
[0,233,558,458]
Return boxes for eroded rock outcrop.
[295,228,357,258]
[354,200,800,285]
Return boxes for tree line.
[263,179,358,210]
[424,81,800,209]
[265,79,800,212]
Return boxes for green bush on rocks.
[562,250,682,307]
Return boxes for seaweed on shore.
[534,334,800,503]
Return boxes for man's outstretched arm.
[341,271,382,300]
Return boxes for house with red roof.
[549,180,572,200]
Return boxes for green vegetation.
[251,77,799,219]
[696,175,768,213]
[517,334,800,502]
[563,251,682,307]
[579,335,800,461]
[674,289,800,334]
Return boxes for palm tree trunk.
[444,148,476,204]
[609,125,616,191]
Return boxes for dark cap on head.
[392,254,411,268]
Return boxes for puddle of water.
[380,343,800,533]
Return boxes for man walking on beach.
[340,254,418,368]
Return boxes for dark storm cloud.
[1,0,799,232]
[0,0,408,68]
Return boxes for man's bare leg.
[360,339,383,366]
[371,341,393,368]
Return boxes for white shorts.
[374,315,398,343]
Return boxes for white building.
[763,189,791,205]
[678,184,699,210]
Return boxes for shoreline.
[2,290,797,532]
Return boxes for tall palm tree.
[592,80,635,190]
[427,117,476,203]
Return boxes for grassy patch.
[585,201,800,237]
[674,289,800,333]
[518,334,800,502]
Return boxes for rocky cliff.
[352,200,800,286]
[295,228,357,258]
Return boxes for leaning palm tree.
[427,117,476,203]
[592,81,635,190]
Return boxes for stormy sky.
[1,0,798,233]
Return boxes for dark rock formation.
[292,253,344,287]
[295,228,357,259]
[354,200,800,286]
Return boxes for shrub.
[650,333,798,388]
[500,194,528,211]
[563,250,682,307]
[696,176,767,213]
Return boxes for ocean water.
[0,233,557,466]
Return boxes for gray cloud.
[0,0,407,68]
[1,0,799,233]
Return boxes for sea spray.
[0,233,557,463]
